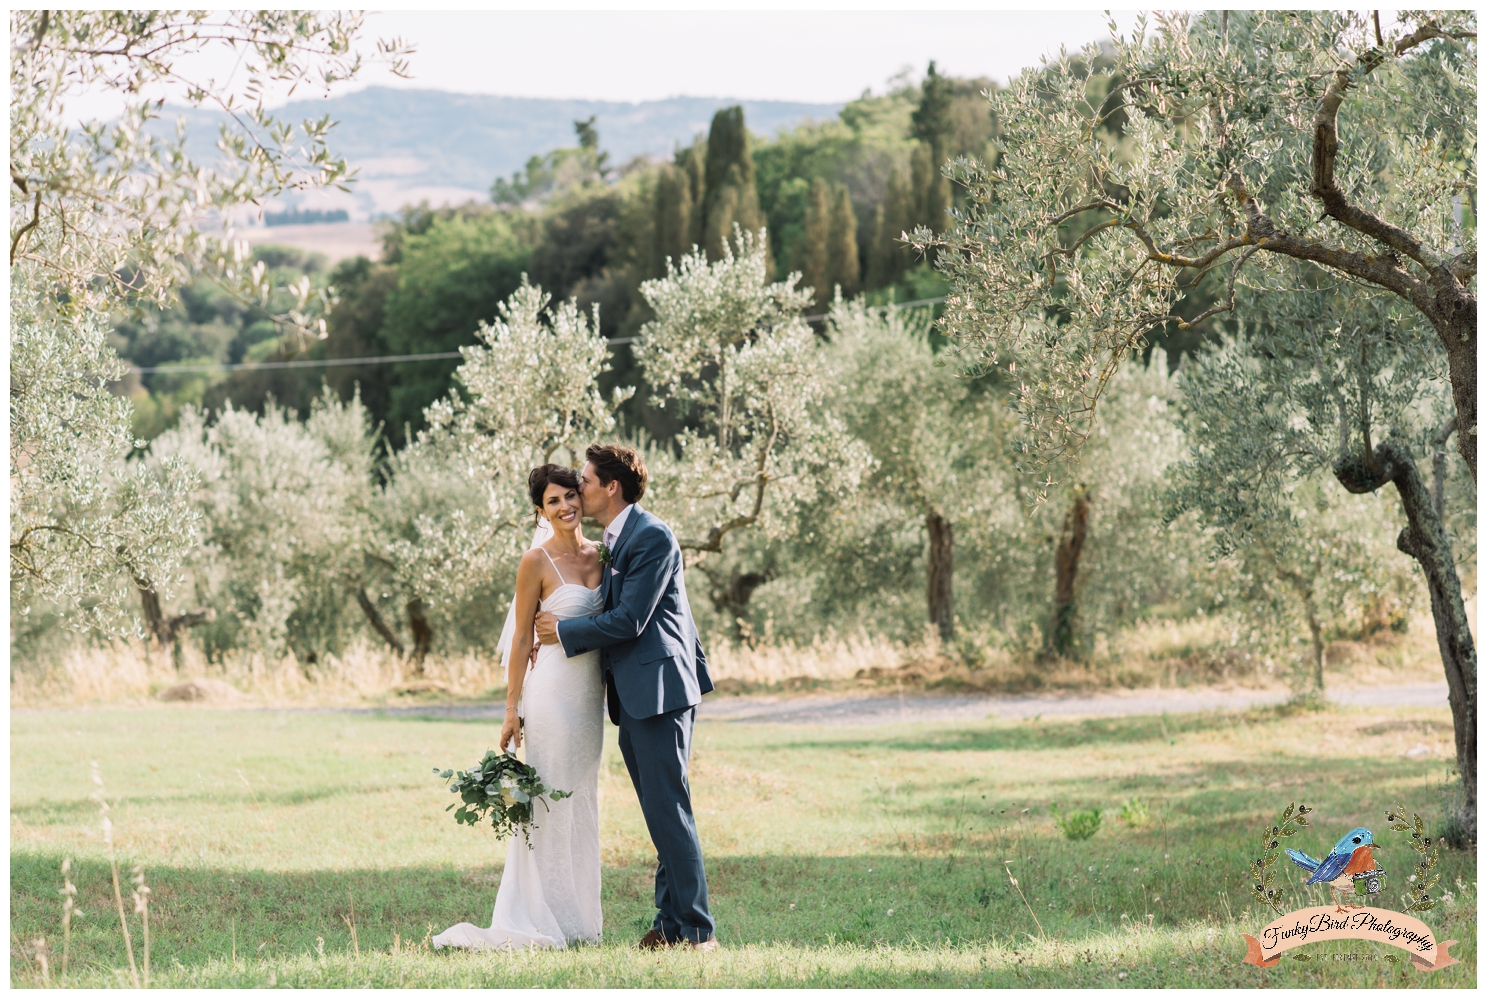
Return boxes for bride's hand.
[500,712,522,752]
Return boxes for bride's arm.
[500,551,543,752]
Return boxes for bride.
[433,464,605,950]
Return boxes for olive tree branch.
[678,403,780,553]
[1310,46,1443,271]
[10,189,42,261]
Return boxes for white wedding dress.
[433,553,605,950]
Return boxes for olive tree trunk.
[1428,295,1476,481]
[1335,441,1475,840]
[1303,603,1326,693]
[1271,560,1327,693]
[700,564,775,646]
[1045,491,1090,657]
[355,586,405,657]
[405,598,434,676]
[132,573,214,666]
[926,513,955,643]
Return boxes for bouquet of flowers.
[434,750,572,845]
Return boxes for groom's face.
[578,461,616,521]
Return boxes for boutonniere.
[596,542,612,567]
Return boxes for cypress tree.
[701,106,765,259]
[573,115,609,177]
[800,177,832,308]
[828,183,860,300]
[920,150,951,236]
[675,142,706,250]
[653,163,693,275]
[909,142,934,230]
[911,61,954,234]
[911,61,954,156]
[865,203,891,290]
[702,168,741,261]
[866,166,914,289]
[916,147,951,235]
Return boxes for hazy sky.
[353,9,1130,103]
[68,8,1138,119]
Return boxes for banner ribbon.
[1241,906,1458,972]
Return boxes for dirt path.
[693,681,1450,726]
[282,681,1450,726]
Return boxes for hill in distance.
[162,86,843,220]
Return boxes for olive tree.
[823,299,1013,642]
[10,296,200,635]
[1185,474,1427,695]
[1166,279,1475,837]
[922,10,1476,477]
[366,281,626,669]
[147,389,379,662]
[9,11,409,623]
[633,230,872,638]
[1034,350,1191,659]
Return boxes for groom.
[534,443,717,951]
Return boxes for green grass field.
[10,699,1476,988]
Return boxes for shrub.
[1117,799,1150,829]
[1054,805,1101,841]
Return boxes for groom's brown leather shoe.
[638,929,672,950]
[685,938,719,953]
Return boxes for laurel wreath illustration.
[1247,800,1441,919]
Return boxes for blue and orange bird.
[1287,827,1377,911]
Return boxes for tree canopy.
[923,11,1476,476]
[9,10,409,625]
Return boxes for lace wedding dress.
[433,553,605,950]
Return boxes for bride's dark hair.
[528,464,580,509]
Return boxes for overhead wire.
[124,295,947,376]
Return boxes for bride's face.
[540,482,582,531]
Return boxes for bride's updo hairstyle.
[528,463,580,509]
[585,443,646,502]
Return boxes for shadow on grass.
[14,830,1476,967]
[0,847,1266,971]
[779,692,1438,758]
[869,747,1451,837]
[13,838,1477,989]
[9,782,427,829]
[775,705,1292,756]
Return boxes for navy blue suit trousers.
[615,700,714,942]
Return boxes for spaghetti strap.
[538,547,567,585]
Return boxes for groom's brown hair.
[586,443,647,503]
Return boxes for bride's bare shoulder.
[516,548,551,579]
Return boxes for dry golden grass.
[10,639,502,708]
[11,598,1464,708]
[706,631,905,688]
[800,605,1457,697]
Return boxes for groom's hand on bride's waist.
[534,611,560,646]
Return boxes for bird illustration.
[1287,826,1379,912]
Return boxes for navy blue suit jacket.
[556,504,712,721]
